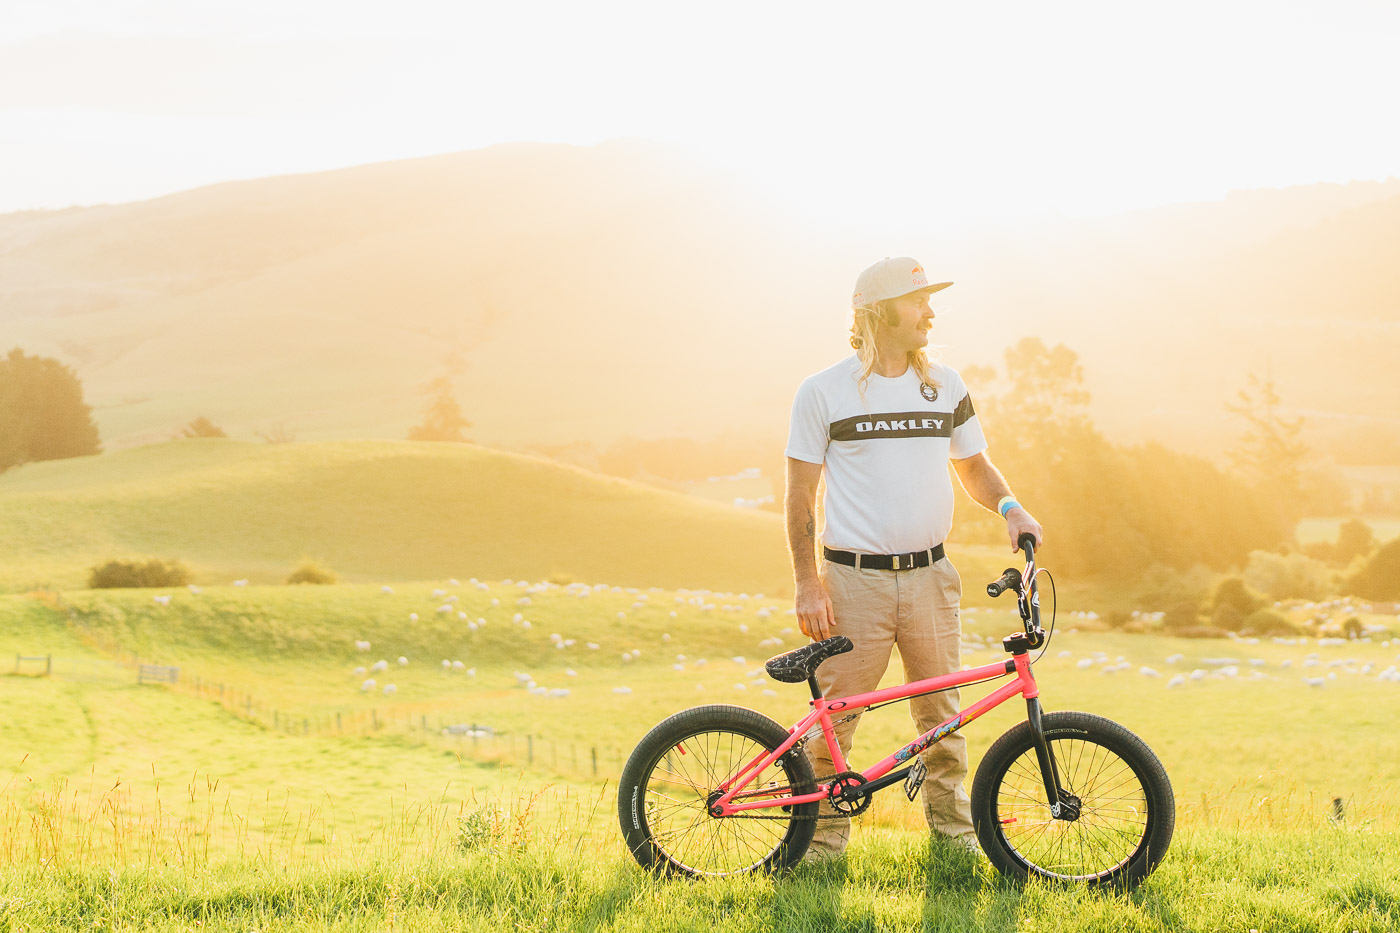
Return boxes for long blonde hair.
[849,299,941,395]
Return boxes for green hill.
[0,438,791,594]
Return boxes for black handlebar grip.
[1018,532,1037,556]
[986,568,1021,598]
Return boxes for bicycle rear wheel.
[971,711,1174,887]
[619,705,818,878]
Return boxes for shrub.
[1243,550,1332,601]
[1210,602,1245,631]
[1171,625,1230,639]
[88,557,192,589]
[178,416,226,439]
[1211,576,1267,615]
[1161,597,1204,632]
[286,560,337,585]
[1104,609,1132,629]
[1240,608,1305,637]
[1343,537,1400,601]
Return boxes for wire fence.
[16,597,630,782]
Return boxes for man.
[784,256,1043,859]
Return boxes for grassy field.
[2,577,1399,930]
[0,439,791,595]
[3,441,1399,929]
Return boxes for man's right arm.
[785,456,835,641]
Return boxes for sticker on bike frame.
[893,715,963,762]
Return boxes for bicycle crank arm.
[844,764,916,799]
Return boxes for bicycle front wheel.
[619,704,818,878]
[971,710,1174,887]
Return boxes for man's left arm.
[951,451,1044,552]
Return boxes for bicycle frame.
[710,649,1043,816]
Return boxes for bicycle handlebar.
[987,533,1047,647]
[986,568,1021,598]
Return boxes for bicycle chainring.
[827,771,871,817]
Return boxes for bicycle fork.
[1026,697,1078,820]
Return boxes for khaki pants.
[804,556,975,857]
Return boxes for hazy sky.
[4,0,1398,231]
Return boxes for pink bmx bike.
[619,536,1174,885]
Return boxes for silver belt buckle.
[899,552,914,571]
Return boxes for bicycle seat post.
[806,675,822,702]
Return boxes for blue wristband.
[997,496,1021,518]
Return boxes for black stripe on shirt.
[952,394,975,428]
[829,411,954,441]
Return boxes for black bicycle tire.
[618,704,818,878]
[970,710,1174,888]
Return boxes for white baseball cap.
[851,257,953,308]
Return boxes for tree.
[1001,337,1090,428]
[178,416,227,439]
[408,377,471,442]
[0,348,101,473]
[1334,518,1375,565]
[1227,374,1308,518]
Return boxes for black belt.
[823,544,945,571]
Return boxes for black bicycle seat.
[764,636,854,683]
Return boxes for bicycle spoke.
[639,725,801,876]
[993,736,1150,881]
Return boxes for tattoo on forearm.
[805,508,815,541]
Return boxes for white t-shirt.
[785,355,987,554]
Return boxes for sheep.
[490,598,500,607]
[233,579,248,587]
[398,656,408,666]
[669,611,678,618]
[449,578,460,586]
[441,660,452,669]
[1303,677,1326,688]
[587,642,600,650]
[1188,669,1206,681]
[354,666,366,675]
[662,633,671,642]
[1166,675,1186,689]
[187,585,201,595]
[360,679,376,691]
[409,613,419,622]
[354,640,371,651]
[383,684,397,695]
[1076,658,1094,669]
[733,684,747,691]
[466,668,476,677]
[452,660,465,670]
[739,624,748,633]
[617,612,627,619]
[1164,654,1184,665]
[153,595,171,606]
[1139,667,1161,677]
[549,688,571,698]
[371,660,388,672]
[432,589,446,598]
[732,657,746,665]
[436,604,453,614]
[458,611,468,621]
[381,585,394,594]
[762,689,778,697]
[565,668,577,677]
[612,686,632,695]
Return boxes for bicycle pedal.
[904,757,926,801]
